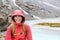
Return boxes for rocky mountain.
[0,0,60,31]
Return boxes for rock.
[0,0,21,31]
[0,0,11,31]
[15,0,60,18]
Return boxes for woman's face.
[14,15,22,23]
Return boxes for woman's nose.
[16,16,20,19]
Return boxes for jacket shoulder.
[24,24,31,30]
[24,23,30,27]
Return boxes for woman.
[5,10,32,40]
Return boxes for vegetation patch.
[36,22,60,27]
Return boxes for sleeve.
[26,25,32,40]
[5,26,12,40]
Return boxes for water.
[28,19,60,40]
[32,27,60,40]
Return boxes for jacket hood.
[11,10,25,24]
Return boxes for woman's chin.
[16,21,21,23]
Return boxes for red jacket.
[5,10,32,40]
